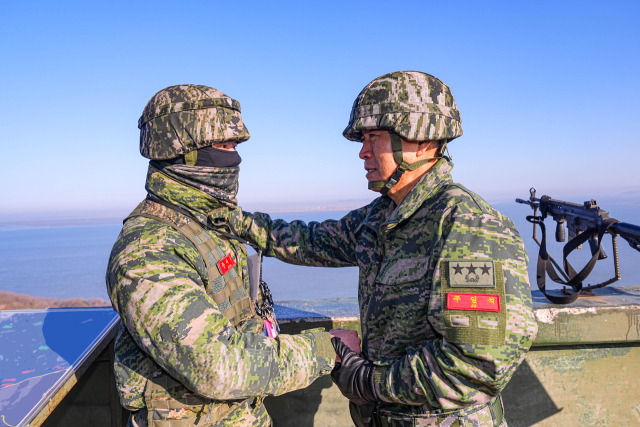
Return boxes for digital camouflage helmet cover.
[343,71,462,194]
[138,84,250,160]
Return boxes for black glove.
[331,337,380,405]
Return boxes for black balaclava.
[149,146,242,208]
[166,146,242,168]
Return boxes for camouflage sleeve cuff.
[372,366,393,403]
[302,328,336,369]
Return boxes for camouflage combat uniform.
[106,85,335,427]
[234,72,538,426]
[237,160,537,425]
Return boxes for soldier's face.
[212,141,237,151]
[360,130,397,189]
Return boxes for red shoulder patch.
[217,253,236,275]
[447,293,501,312]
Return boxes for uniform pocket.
[375,256,430,285]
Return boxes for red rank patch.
[446,293,501,312]
[217,253,236,275]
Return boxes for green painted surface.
[502,344,640,426]
[268,287,640,426]
[531,286,640,346]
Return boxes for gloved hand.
[330,328,361,362]
[331,337,381,406]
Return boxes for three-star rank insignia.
[448,260,496,288]
[447,292,501,312]
[217,253,236,275]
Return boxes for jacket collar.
[363,158,454,232]
[145,165,234,227]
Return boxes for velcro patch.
[447,293,501,312]
[448,260,496,288]
[217,253,236,275]
[441,260,506,346]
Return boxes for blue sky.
[1,0,638,220]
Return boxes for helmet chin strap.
[368,133,447,196]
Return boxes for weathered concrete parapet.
[532,286,640,345]
[266,286,640,426]
[507,286,640,426]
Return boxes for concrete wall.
[40,343,129,427]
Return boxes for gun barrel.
[611,222,640,240]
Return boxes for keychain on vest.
[247,249,280,338]
[263,315,280,338]
[259,278,279,338]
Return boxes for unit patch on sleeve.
[217,253,236,275]
[441,260,507,346]
[448,261,496,288]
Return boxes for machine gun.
[516,188,640,304]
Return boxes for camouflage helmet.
[138,84,250,160]
[343,71,462,143]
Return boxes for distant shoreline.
[0,290,111,310]
[3,197,638,230]
[0,207,363,229]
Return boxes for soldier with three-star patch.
[234,71,538,426]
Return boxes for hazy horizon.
[2,188,638,229]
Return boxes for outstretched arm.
[235,206,370,268]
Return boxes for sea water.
[1,205,639,302]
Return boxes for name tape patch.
[449,260,496,288]
[447,293,501,312]
[217,253,236,275]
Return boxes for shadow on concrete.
[502,360,562,427]
[42,308,116,366]
[41,346,113,427]
[264,375,334,427]
[265,360,562,427]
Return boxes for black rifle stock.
[516,188,640,304]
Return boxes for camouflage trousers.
[125,373,270,427]
[127,401,270,427]
[373,395,506,427]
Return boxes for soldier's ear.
[415,140,435,157]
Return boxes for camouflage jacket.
[237,159,538,413]
[106,165,335,426]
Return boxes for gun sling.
[529,195,620,304]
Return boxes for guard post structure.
[1,287,639,426]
